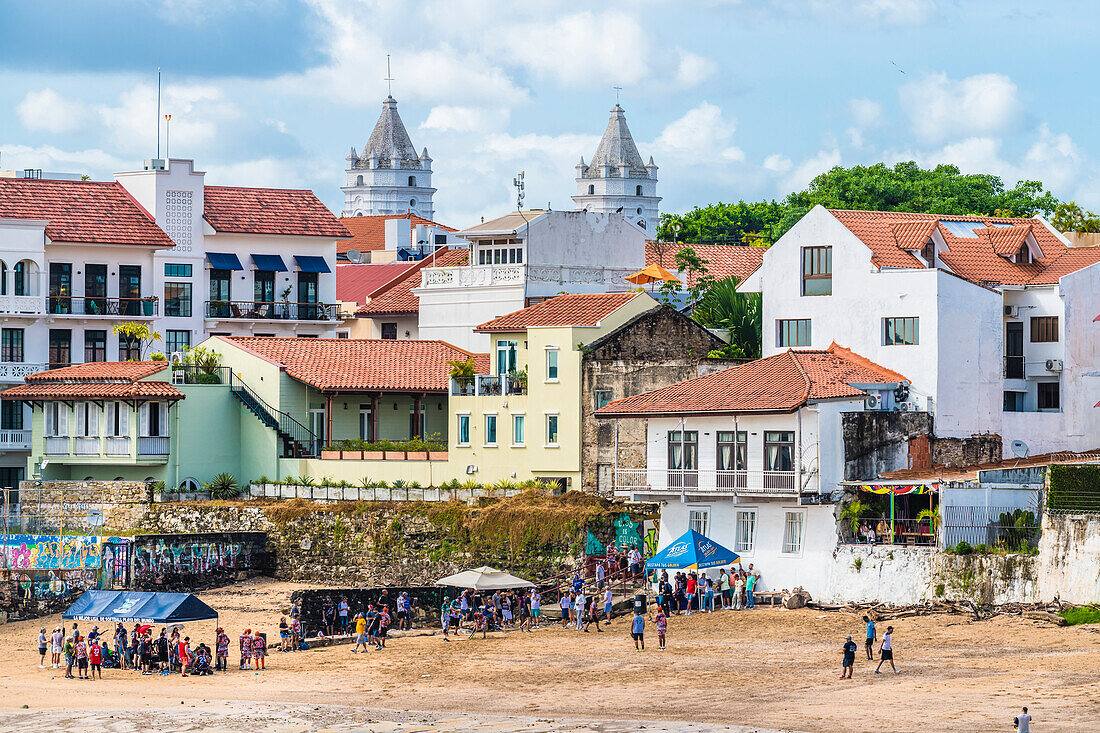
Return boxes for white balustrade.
[613,468,805,497]
[0,429,31,449]
[0,362,48,380]
[138,436,170,456]
[44,437,70,455]
[104,437,131,456]
[74,437,101,455]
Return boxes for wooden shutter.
[138,403,149,437]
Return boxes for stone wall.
[580,305,732,495]
[931,433,1002,469]
[130,532,269,591]
[17,480,152,533]
[841,411,933,480]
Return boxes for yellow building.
[447,291,657,487]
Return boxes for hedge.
[1047,465,1100,514]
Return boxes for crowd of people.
[37,622,232,679]
[840,615,900,678]
[651,564,763,614]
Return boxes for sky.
[1,0,1097,229]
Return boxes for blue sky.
[1,0,1096,227]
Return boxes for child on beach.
[655,607,667,650]
[215,628,230,671]
[841,634,857,679]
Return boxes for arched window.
[410,199,417,208]
[408,176,416,186]
[636,207,643,215]
[636,185,643,196]
[355,175,363,186]
[178,477,200,492]
[13,262,25,296]
[587,184,594,195]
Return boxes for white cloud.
[676,51,717,87]
[0,143,130,178]
[17,89,92,134]
[763,154,792,173]
[421,106,510,134]
[853,0,936,25]
[781,149,841,192]
[900,72,1023,143]
[652,102,742,162]
[848,98,882,127]
[1023,123,1082,192]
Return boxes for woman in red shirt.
[178,636,191,677]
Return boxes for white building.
[739,206,1100,456]
[413,210,648,351]
[596,344,912,600]
[571,104,660,237]
[342,96,435,220]
[0,158,347,489]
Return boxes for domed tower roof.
[358,96,421,170]
[583,104,649,179]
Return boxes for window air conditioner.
[1046,359,1063,372]
[1004,305,1019,318]
[865,393,882,410]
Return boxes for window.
[165,330,191,355]
[1038,382,1060,410]
[380,323,398,340]
[545,414,559,446]
[119,265,142,316]
[105,402,129,437]
[165,263,192,277]
[410,403,426,437]
[359,405,373,441]
[884,317,919,346]
[512,414,525,445]
[209,268,231,306]
[594,390,613,410]
[782,511,804,554]
[735,510,756,553]
[496,340,518,375]
[717,431,747,471]
[1003,390,1024,412]
[45,402,68,436]
[48,329,71,369]
[74,402,100,437]
[587,184,594,194]
[165,282,192,317]
[636,185,643,196]
[298,271,319,319]
[484,414,498,445]
[1030,316,1058,343]
[85,264,106,315]
[764,431,795,472]
[140,402,167,437]
[801,246,832,296]
[667,431,699,470]
[337,332,350,339]
[12,262,25,296]
[545,349,559,381]
[48,263,72,314]
[777,319,811,347]
[253,271,275,305]
[119,334,140,361]
[1016,244,1031,264]
[2,400,23,430]
[1,328,23,362]
[408,176,416,187]
[688,508,709,537]
[434,234,447,245]
[457,415,470,445]
[921,240,935,267]
[84,330,107,363]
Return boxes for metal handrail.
[229,372,318,455]
[47,296,159,317]
[204,300,336,321]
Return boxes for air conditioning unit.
[897,401,918,412]
[1046,359,1064,372]
[865,393,882,410]
[1004,305,1019,318]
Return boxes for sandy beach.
[0,578,1097,732]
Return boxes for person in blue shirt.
[863,615,876,660]
[631,611,646,651]
[841,634,857,679]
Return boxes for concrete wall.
[1059,262,1100,454]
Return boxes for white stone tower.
[571,104,660,236]
[342,95,436,219]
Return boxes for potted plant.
[142,296,157,317]
[509,366,528,394]
[405,438,428,461]
[279,285,293,319]
[448,357,477,396]
[341,438,365,459]
[320,443,342,460]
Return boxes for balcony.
[138,436,169,456]
[450,375,528,397]
[39,435,169,462]
[0,429,31,450]
[0,362,47,381]
[0,294,46,317]
[420,264,639,290]
[204,300,337,321]
[613,468,806,497]
[47,296,158,318]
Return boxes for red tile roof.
[356,247,468,317]
[977,224,1031,257]
[828,209,1100,286]
[336,262,420,305]
[203,186,349,238]
[645,242,765,286]
[889,220,938,252]
[24,361,168,383]
[222,336,488,393]
[595,344,906,416]
[0,178,174,247]
[337,214,455,256]
[475,292,645,333]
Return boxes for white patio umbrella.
[435,566,535,590]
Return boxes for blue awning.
[251,254,288,272]
[206,252,244,271]
[63,590,218,624]
[645,529,740,570]
[294,255,331,273]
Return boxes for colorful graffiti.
[0,535,102,571]
[612,513,643,550]
[131,533,267,592]
[643,518,660,557]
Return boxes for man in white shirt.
[574,590,586,630]
[595,561,606,590]
[874,625,899,674]
[1015,706,1031,733]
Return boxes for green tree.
[691,277,762,359]
[656,200,787,246]
[1051,201,1100,233]
[112,322,162,360]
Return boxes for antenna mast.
[513,171,525,211]
[156,67,162,158]
[385,54,394,97]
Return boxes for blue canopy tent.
[645,529,740,571]
[63,591,218,625]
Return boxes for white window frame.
[511,412,525,447]
[688,507,710,537]
[544,412,559,447]
[544,346,559,382]
[456,412,471,447]
[782,509,805,555]
[734,509,757,554]
[483,413,498,447]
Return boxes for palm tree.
[447,358,478,394]
[692,277,762,359]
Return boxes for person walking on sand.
[574,589,586,630]
[1014,706,1031,733]
[840,634,857,679]
[655,607,667,651]
[353,612,369,653]
[874,626,899,674]
[531,589,541,629]
[604,586,614,624]
[864,615,877,660]
[631,609,646,651]
[51,626,63,669]
[37,627,48,668]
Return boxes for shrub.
[952,541,972,555]
[973,543,989,555]
[1048,465,1100,513]
[320,476,334,487]
[391,479,407,488]
[934,583,945,597]
[298,475,316,487]
[1060,606,1100,625]
[204,472,240,499]
[149,480,166,494]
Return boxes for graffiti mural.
[1,568,100,617]
[0,535,102,570]
[130,533,268,592]
[612,513,643,550]
[643,518,660,557]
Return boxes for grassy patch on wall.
[1059,606,1100,626]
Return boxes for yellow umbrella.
[625,263,681,286]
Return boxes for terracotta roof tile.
[24,362,168,383]
[336,262,420,305]
[223,336,488,393]
[595,346,905,416]
[976,224,1031,257]
[645,242,765,286]
[476,292,644,333]
[337,214,455,255]
[356,248,468,316]
[203,186,349,238]
[889,220,938,251]
[0,178,174,247]
[2,381,182,401]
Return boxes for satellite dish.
[347,249,364,264]
[1010,440,1030,459]
[86,509,104,527]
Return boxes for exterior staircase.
[229,374,317,458]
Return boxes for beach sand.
[0,578,1098,732]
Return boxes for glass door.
[1005,322,1024,378]
[85,264,107,315]
[119,265,142,316]
[667,430,698,489]
[49,263,71,314]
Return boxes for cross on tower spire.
[612,84,622,106]
[385,54,394,98]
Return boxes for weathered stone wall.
[841,411,933,480]
[18,480,152,533]
[130,532,269,591]
[580,305,733,494]
[1036,512,1100,604]
[931,433,1002,469]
